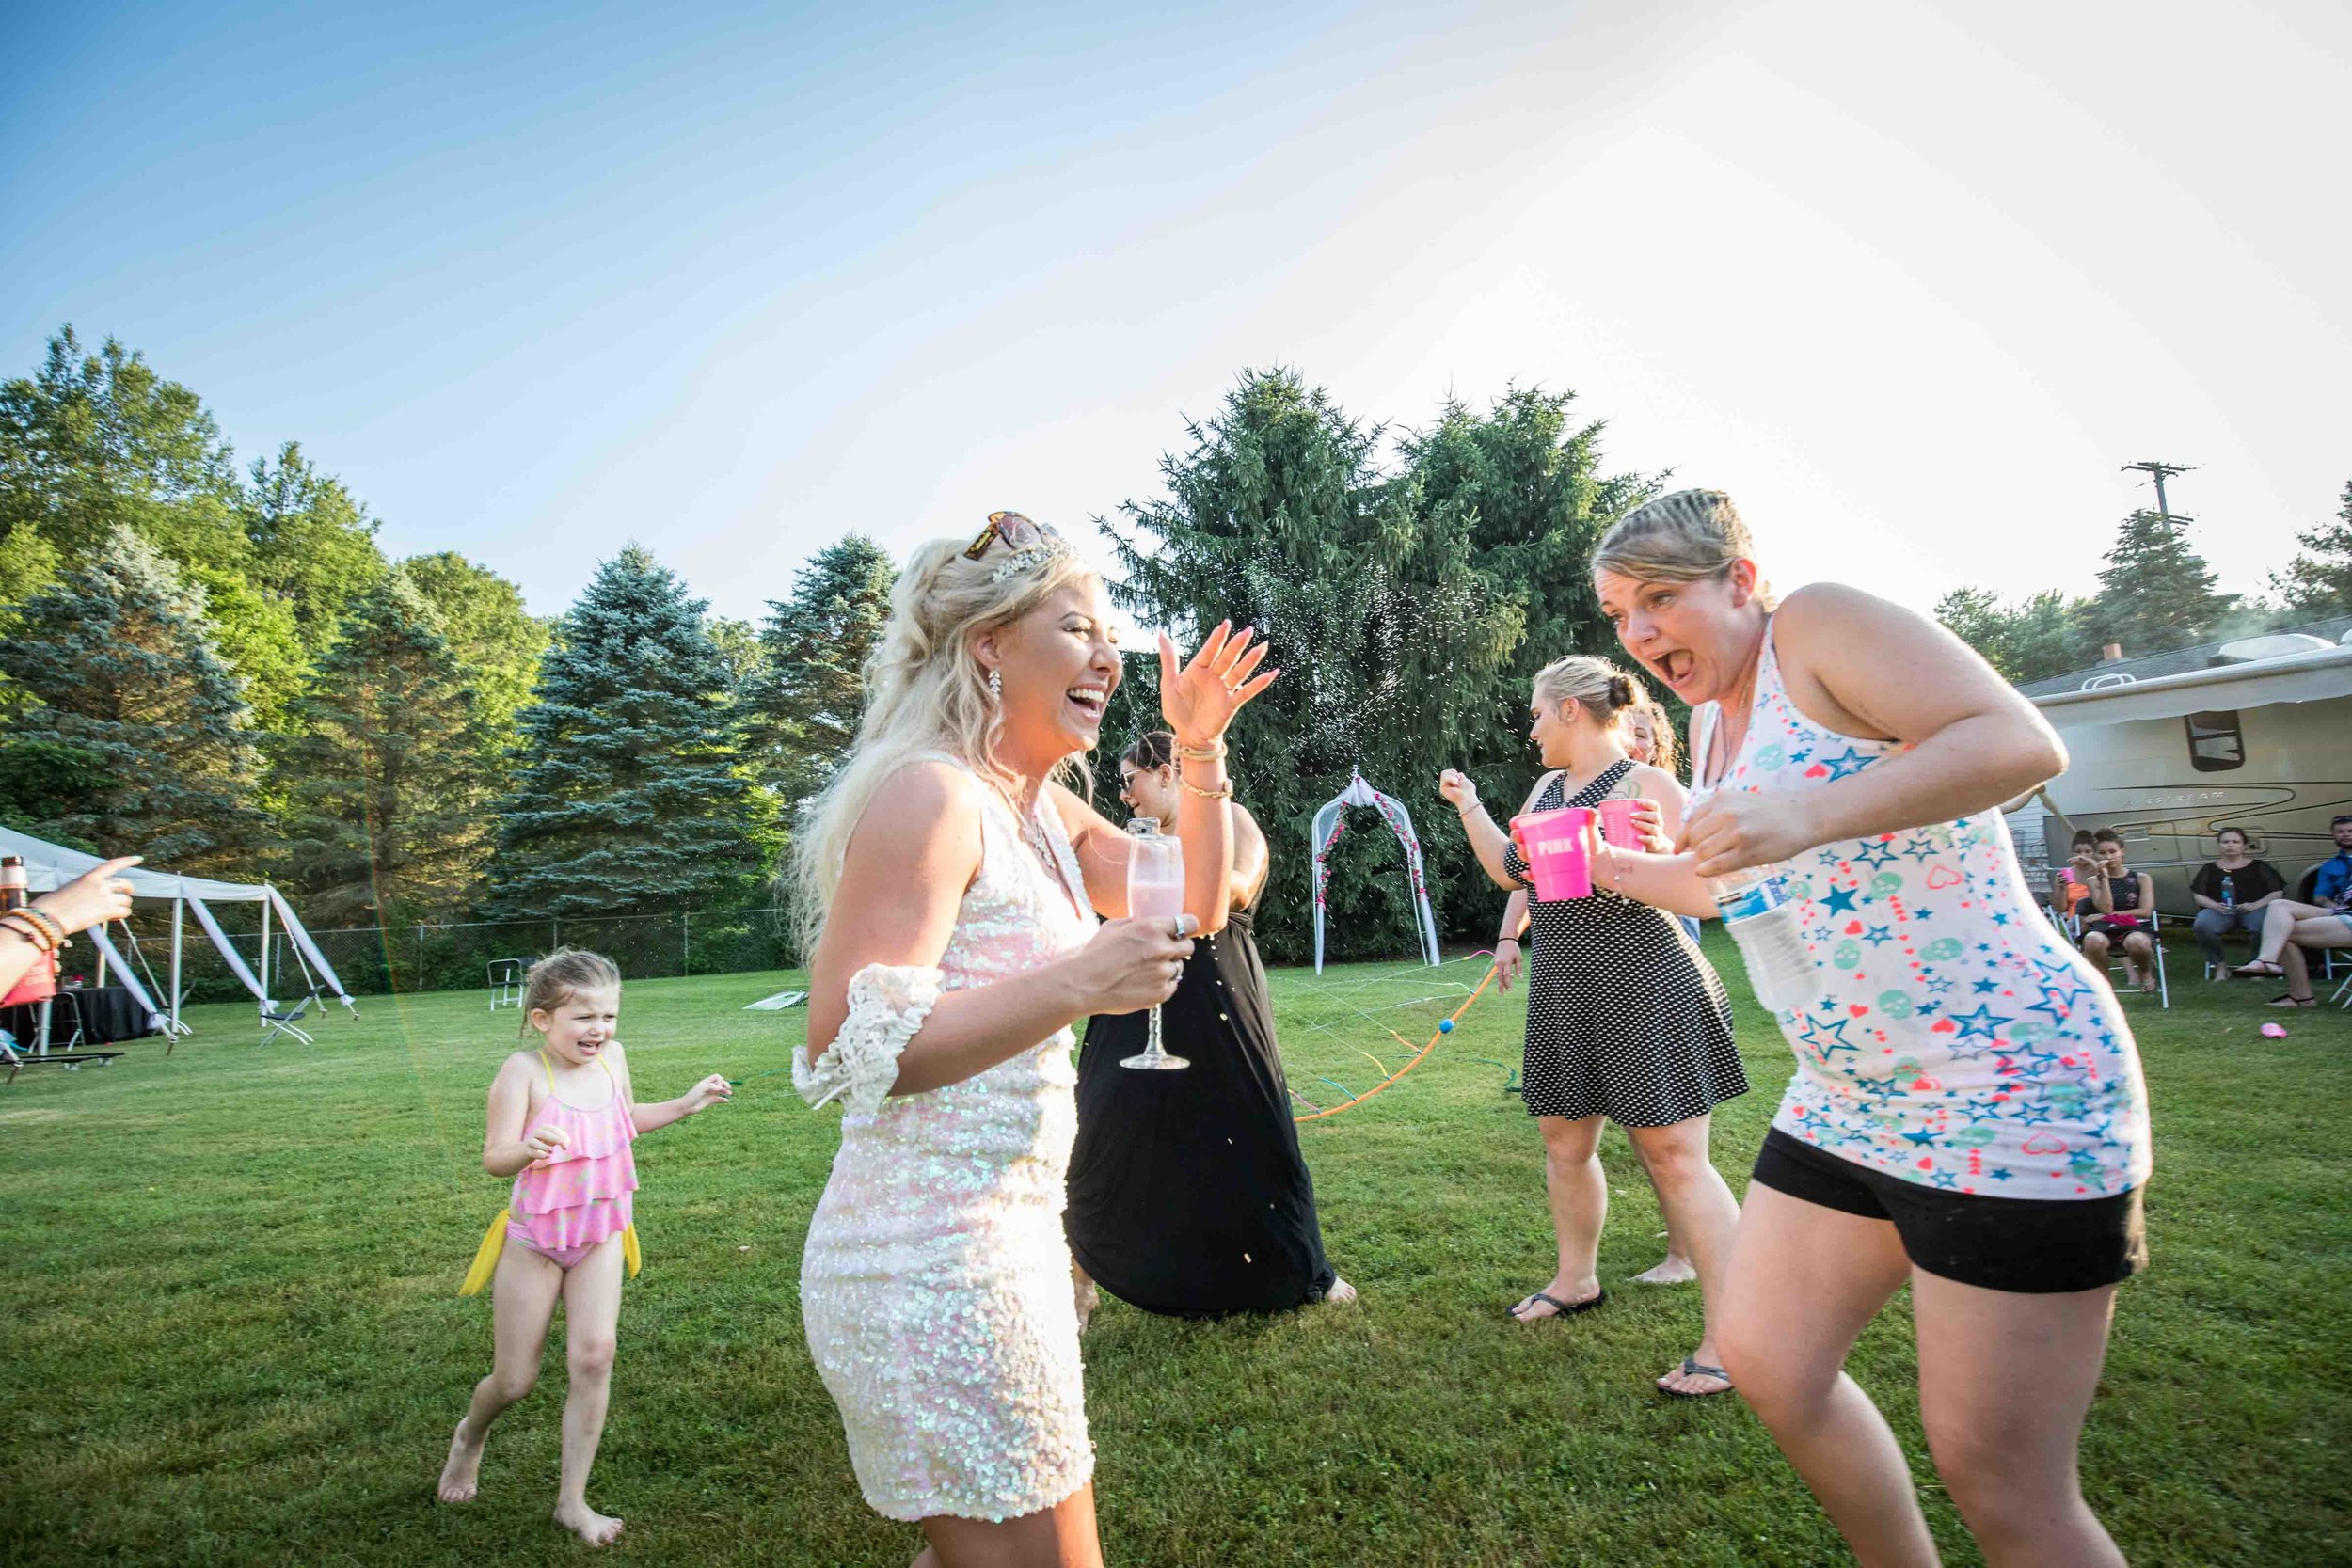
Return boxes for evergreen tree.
[1933,586,2094,684]
[1396,387,1659,784]
[0,525,263,868]
[277,570,499,927]
[486,546,772,918]
[1105,369,1524,962]
[2088,510,2236,657]
[2269,480,2352,619]
[745,535,898,813]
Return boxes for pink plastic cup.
[1512,806,1597,900]
[1595,797,1644,850]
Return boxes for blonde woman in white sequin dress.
[791,512,1275,1568]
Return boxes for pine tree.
[277,570,499,927]
[0,525,263,868]
[1396,387,1657,785]
[745,535,898,813]
[486,546,772,919]
[2089,510,2236,656]
[1105,369,1526,962]
[2269,480,2352,619]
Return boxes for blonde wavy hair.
[789,533,1101,955]
[1592,488,1778,610]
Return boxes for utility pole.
[2121,460,2196,525]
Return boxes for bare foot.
[1657,1354,1735,1398]
[1320,1275,1358,1305]
[554,1501,625,1546]
[1631,1255,1697,1286]
[437,1419,485,1503]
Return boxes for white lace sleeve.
[793,963,943,1114]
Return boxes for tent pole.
[170,897,184,1035]
[260,890,272,1006]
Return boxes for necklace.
[993,779,1082,913]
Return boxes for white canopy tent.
[0,824,354,1041]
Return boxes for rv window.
[2184,710,2244,773]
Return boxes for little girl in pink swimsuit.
[436,949,732,1545]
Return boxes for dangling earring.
[988,668,1003,705]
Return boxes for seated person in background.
[2189,827,2285,974]
[2234,814,2352,1006]
[2051,827,2098,916]
[2074,830,2158,994]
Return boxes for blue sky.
[7,0,2348,630]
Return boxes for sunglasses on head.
[964,510,1051,561]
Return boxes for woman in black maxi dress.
[1065,733,1348,1317]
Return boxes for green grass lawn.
[2,938,2345,1566]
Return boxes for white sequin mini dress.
[796,760,1099,1523]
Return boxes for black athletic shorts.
[1751,1128,2147,1294]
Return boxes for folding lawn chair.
[259,993,318,1047]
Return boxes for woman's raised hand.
[32,857,140,935]
[1437,770,1479,813]
[1159,622,1276,747]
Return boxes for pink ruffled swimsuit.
[505,1050,638,1269]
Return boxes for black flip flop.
[1659,1356,1736,1399]
[1508,1289,1607,1322]
[2268,994,2318,1008]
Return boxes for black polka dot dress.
[1503,761,1747,1127]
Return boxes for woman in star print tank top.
[1589,490,2149,1568]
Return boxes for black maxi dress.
[1065,886,1338,1316]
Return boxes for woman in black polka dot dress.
[1439,655,1748,1398]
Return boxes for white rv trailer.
[2009,632,2352,915]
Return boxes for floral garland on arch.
[1310,770,1441,974]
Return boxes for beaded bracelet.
[1177,738,1227,762]
[1,913,56,953]
[16,907,67,948]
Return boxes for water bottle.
[2219,872,2236,909]
[1711,864,1815,1014]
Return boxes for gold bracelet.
[1177,739,1227,761]
[1180,774,1234,800]
[0,920,35,951]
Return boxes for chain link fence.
[105,905,798,1005]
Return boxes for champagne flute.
[1120,820,1189,1070]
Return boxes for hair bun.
[1608,674,1635,710]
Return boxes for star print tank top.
[1694,618,2153,1199]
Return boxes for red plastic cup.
[1595,797,1644,850]
[1512,806,1597,899]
